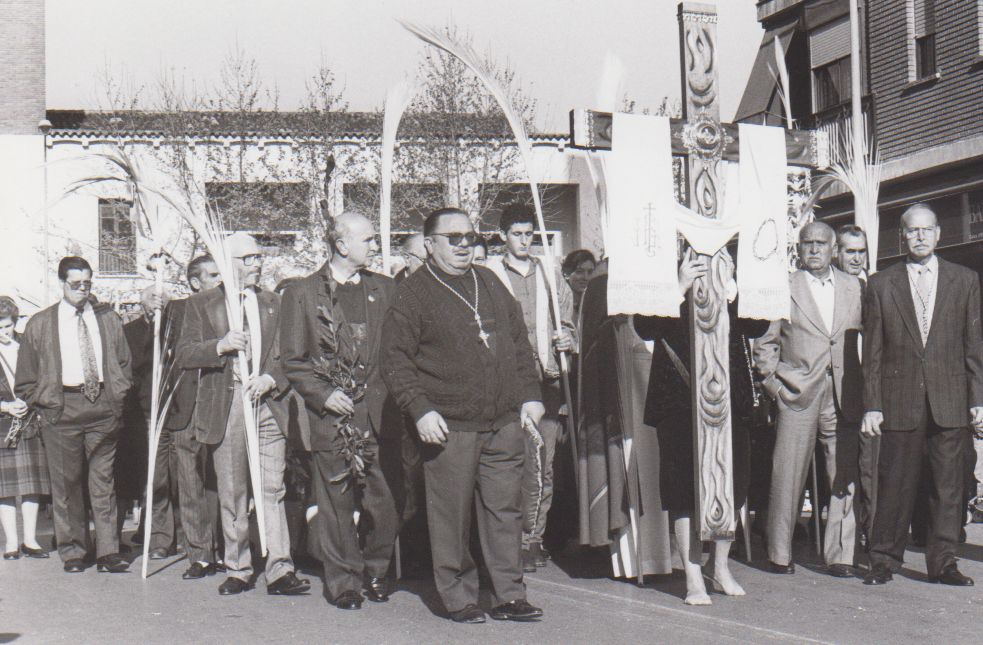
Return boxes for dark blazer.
[754,268,864,422]
[123,315,154,414]
[175,286,288,445]
[15,301,132,423]
[280,263,398,452]
[162,298,198,431]
[863,258,983,430]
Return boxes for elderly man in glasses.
[382,207,546,624]
[15,256,133,573]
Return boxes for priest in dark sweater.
[381,207,546,624]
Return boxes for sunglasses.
[65,280,93,291]
[235,253,263,266]
[432,232,479,248]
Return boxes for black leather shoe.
[334,590,363,610]
[218,577,251,595]
[767,561,795,574]
[4,550,20,560]
[182,561,218,580]
[828,564,854,578]
[930,564,974,586]
[96,554,129,573]
[521,548,537,573]
[267,571,311,596]
[863,564,893,585]
[20,544,49,559]
[489,599,543,622]
[64,558,86,573]
[148,547,171,560]
[365,576,390,602]
[449,603,486,624]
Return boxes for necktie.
[76,307,100,403]
[916,267,931,344]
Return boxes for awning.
[734,17,798,124]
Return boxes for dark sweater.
[381,262,542,432]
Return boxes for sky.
[45,0,765,133]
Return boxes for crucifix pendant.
[475,313,490,347]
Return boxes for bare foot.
[712,567,746,596]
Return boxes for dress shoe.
[930,564,974,586]
[449,603,486,624]
[364,576,390,602]
[129,531,144,546]
[863,564,893,585]
[334,590,363,610]
[267,571,311,596]
[3,550,20,560]
[148,547,171,560]
[96,554,130,573]
[182,561,218,580]
[767,561,795,574]
[20,544,49,559]
[63,558,86,573]
[529,543,549,568]
[218,577,251,595]
[828,564,854,578]
[489,599,544,622]
[521,548,537,573]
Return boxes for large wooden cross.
[570,1,827,541]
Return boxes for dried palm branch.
[769,35,794,129]
[380,80,417,274]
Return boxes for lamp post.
[38,118,51,300]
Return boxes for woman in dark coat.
[0,296,50,560]
[634,251,767,605]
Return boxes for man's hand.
[970,406,983,430]
[861,410,884,437]
[216,330,248,355]
[678,250,709,296]
[243,374,276,401]
[521,401,546,430]
[416,410,449,445]
[323,389,354,417]
[552,329,574,353]
[0,398,28,419]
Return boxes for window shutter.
[914,0,936,38]
[809,15,851,68]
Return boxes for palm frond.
[771,36,794,129]
[380,80,417,274]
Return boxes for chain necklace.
[426,265,490,348]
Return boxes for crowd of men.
[2,200,982,623]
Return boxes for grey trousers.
[767,375,858,566]
[147,427,180,551]
[424,422,526,613]
[212,390,293,583]
[521,415,561,546]
[41,390,120,561]
[172,425,215,564]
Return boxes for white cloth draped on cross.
[605,114,791,321]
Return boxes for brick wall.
[868,0,983,161]
[0,0,45,135]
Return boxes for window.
[98,199,136,274]
[813,57,852,112]
[205,182,311,232]
[913,0,937,79]
[968,189,983,241]
[342,182,445,230]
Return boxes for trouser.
[521,415,561,547]
[909,427,976,544]
[857,432,880,543]
[172,424,215,564]
[398,416,430,563]
[424,422,526,613]
[146,427,182,551]
[211,391,292,583]
[41,390,120,561]
[869,403,964,577]
[312,432,398,601]
[767,375,857,566]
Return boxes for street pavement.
[2,520,983,644]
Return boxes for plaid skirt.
[0,434,51,498]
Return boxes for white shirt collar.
[329,263,361,285]
[59,298,91,315]
[805,269,835,287]
[907,255,938,274]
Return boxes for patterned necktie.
[76,306,100,402]
[916,266,931,344]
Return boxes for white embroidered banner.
[606,114,682,317]
[736,123,791,320]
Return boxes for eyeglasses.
[65,280,93,291]
[235,253,263,266]
[432,232,479,248]
[903,227,936,240]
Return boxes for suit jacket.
[123,315,154,414]
[175,286,288,445]
[162,298,198,431]
[753,268,863,422]
[863,258,983,430]
[280,263,398,452]
[15,301,133,423]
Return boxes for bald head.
[227,232,260,257]
[799,221,835,244]
[329,211,378,271]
